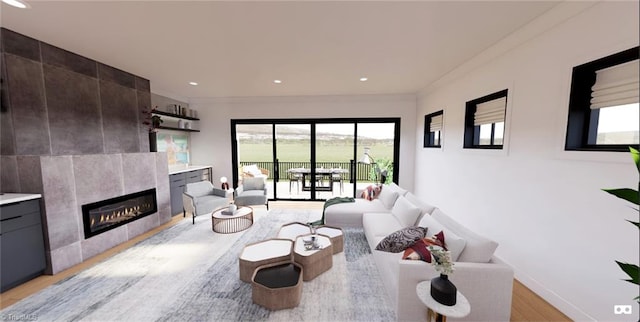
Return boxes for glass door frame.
[231,117,401,201]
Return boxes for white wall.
[416,2,638,321]
[187,94,417,191]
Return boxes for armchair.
[183,181,230,224]
[234,177,269,209]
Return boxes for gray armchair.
[234,177,268,209]
[183,181,229,224]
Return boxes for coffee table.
[211,206,253,233]
[277,222,312,240]
[315,225,344,254]
[239,238,293,283]
[252,261,303,310]
[293,234,333,281]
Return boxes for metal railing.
[239,161,383,181]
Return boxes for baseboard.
[513,271,595,321]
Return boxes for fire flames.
[90,203,151,228]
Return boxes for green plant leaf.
[616,261,640,285]
[603,188,640,205]
[630,147,639,173]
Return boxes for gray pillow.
[375,226,427,253]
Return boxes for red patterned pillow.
[402,231,447,263]
[361,184,382,201]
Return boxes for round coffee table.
[211,206,253,233]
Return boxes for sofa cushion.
[432,209,498,263]
[391,196,422,228]
[325,199,389,228]
[401,231,446,262]
[375,226,427,253]
[385,182,408,197]
[405,192,437,222]
[418,213,466,261]
[377,187,399,209]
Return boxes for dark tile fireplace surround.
[0,28,171,274]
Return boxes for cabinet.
[0,198,46,292]
[152,110,200,132]
[169,167,212,216]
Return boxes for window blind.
[591,59,639,109]
[429,114,443,132]
[474,97,506,126]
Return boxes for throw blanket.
[308,196,355,226]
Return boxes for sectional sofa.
[324,183,514,321]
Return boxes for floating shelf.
[157,126,200,133]
[152,110,199,121]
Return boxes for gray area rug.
[1,209,395,322]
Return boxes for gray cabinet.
[0,198,46,291]
[169,167,212,216]
[170,173,186,215]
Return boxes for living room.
[1,1,638,322]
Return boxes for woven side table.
[239,238,293,283]
[293,234,333,281]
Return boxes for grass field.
[238,141,394,162]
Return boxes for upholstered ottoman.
[239,238,293,283]
[251,261,303,310]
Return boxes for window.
[424,110,444,148]
[463,89,508,149]
[565,47,639,151]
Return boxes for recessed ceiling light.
[273,80,282,84]
[360,77,368,82]
[189,82,198,86]
[1,0,30,9]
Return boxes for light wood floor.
[0,201,570,321]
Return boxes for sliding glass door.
[232,118,399,201]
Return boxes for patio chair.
[241,164,269,180]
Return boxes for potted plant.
[603,147,639,302]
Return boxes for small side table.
[416,280,470,322]
[212,206,253,234]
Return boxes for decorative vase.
[228,204,237,214]
[149,132,157,152]
[430,274,457,306]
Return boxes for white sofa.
[324,183,514,321]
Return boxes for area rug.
[1,208,395,322]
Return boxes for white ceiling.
[1,1,560,99]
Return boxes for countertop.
[0,193,42,206]
[168,165,212,175]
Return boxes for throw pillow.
[391,196,422,228]
[417,214,466,261]
[375,226,427,253]
[402,231,447,263]
[361,185,381,201]
[377,187,399,209]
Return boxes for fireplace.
[82,188,157,239]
